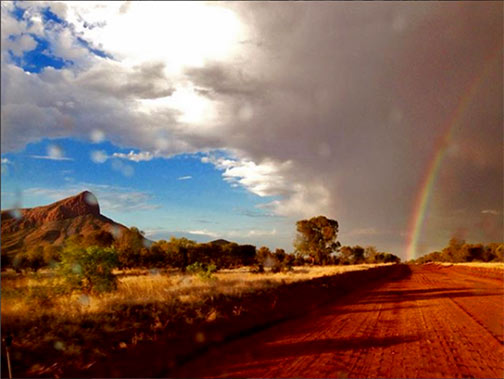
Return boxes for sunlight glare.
[140,85,216,125]
[82,2,244,71]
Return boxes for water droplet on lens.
[54,341,65,351]
[90,129,105,143]
[84,192,98,206]
[78,294,90,306]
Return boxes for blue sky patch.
[9,34,70,73]
[1,137,286,248]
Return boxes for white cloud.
[1,157,11,175]
[187,229,219,238]
[29,155,73,161]
[6,34,37,56]
[112,150,154,162]
[201,154,330,217]
[23,183,160,212]
[228,229,277,238]
[188,228,277,239]
[177,175,192,180]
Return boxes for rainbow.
[405,47,501,261]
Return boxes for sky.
[1,1,502,259]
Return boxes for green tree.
[58,245,119,293]
[294,216,340,265]
[166,237,196,271]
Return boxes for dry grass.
[2,264,385,376]
[1,264,381,320]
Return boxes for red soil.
[172,264,504,378]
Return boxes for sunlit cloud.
[188,229,219,238]
[112,151,154,162]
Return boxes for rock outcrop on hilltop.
[1,191,128,257]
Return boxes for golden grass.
[1,264,386,375]
[1,264,382,320]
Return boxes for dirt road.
[172,265,503,378]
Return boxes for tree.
[338,245,365,265]
[274,249,286,263]
[294,216,340,265]
[83,230,114,248]
[166,237,196,271]
[58,245,119,293]
[113,227,145,268]
[256,246,274,267]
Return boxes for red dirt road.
[172,265,504,378]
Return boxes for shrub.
[26,246,45,272]
[271,263,282,273]
[271,261,294,273]
[249,263,264,274]
[43,245,61,267]
[58,245,119,293]
[12,252,29,273]
[186,262,217,280]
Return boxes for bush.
[186,262,217,280]
[271,263,282,273]
[271,260,293,273]
[12,252,29,273]
[415,240,504,263]
[26,246,45,272]
[58,245,119,293]
[249,263,264,274]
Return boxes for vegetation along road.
[171,264,504,378]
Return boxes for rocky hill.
[1,191,128,257]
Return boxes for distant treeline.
[4,226,400,273]
[414,238,504,264]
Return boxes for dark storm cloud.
[191,2,503,255]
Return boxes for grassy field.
[1,264,385,377]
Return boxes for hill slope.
[1,191,128,257]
